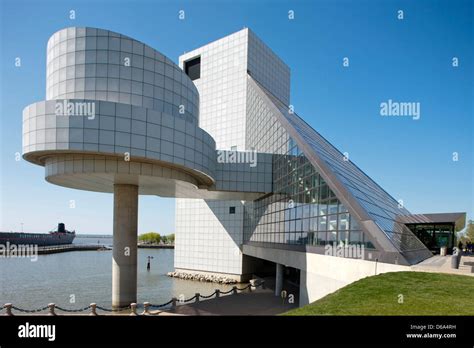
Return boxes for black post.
[146,256,153,271]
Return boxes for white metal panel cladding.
[46,27,199,124]
[22,99,216,185]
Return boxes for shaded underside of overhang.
[397,212,467,232]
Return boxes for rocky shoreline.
[167,271,238,284]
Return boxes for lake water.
[0,236,236,312]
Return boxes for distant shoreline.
[0,243,174,256]
[75,235,113,238]
[138,244,174,249]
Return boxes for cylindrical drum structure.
[22,27,219,309]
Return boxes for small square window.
[229,206,236,214]
[184,56,200,81]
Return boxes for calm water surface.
[0,237,236,311]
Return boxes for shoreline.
[137,244,174,249]
[0,243,174,256]
[0,244,110,256]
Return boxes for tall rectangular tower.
[174,28,290,280]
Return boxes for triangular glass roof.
[248,76,432,265]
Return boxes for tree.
[160,233,175,244]
[457,220,474,246]
[466,220,474,242]
[459,235,470,245]
[138,232,161,244]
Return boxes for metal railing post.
[89,303,98,316]
[215,289,220,298]
[4,303,13,316]
[48,303,56,316]
[195,293,200,304]
[130,303,138,316]
[142,302,150,315]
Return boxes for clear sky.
[0,0,472,235]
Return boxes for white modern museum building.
[22,27,465,307]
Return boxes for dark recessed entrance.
[405,223,455,254]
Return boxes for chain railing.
[198,292,216,299]
[11,305,50,313]
[55,305,92,313]
[219,288,234,295]
[2,279,265,316]
[95,304,131,312]
[182,295,197,303]
[149,299,174,309]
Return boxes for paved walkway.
[159,287,298,316]
[412,254,474,276]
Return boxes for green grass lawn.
[284,271,474,315]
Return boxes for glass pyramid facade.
[244,76,433,265]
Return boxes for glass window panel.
[295,219,302,232]
[319,202,328,216]
[328,199,338,214]
[320,184,329,200]
[296,205,302,219]
[311,188,319,203]
[319,177,326,187]
[298,193,304,204]
[289,207,295,220]
[304,190,311,203]
[350,215,360,230]
[338,231,349,245]
[303,204,310,218]
[338,213,349,230]
[297,177,303,191]
[363,234,376,249]
[285,227,291,242]
[291,233,297,245]
[291,145,298,156]
[349,230,362,244]
[318,216,327,231]
[307,231,315,245]
[302,218,310,231]
[300,231,308,244]
[327,230,337,243]
[316,231,327,245]
[311,174,319,187]
[328,214,338,231]
[339,203,348,213]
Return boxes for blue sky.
[0,0,472,235]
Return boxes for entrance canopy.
[397,213,466,253]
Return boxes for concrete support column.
[275,263,284,296]
[112,184,138,308]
